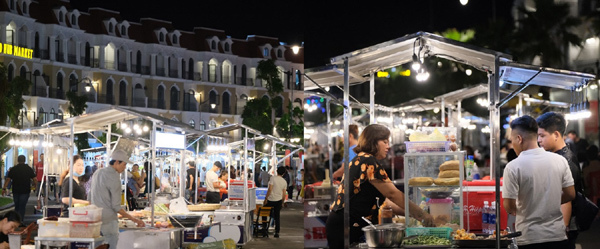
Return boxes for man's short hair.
[213,161,223,169]
[17,155,25,163]
[276,166,286,176]
[349,124,359,140]
[187,161,195,167]
[536,112,566,136]
[567,130,578,136]
[510,115,539,140]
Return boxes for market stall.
[305,31,596,248]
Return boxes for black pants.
[206,191,221,203]
[519,240,569,249]
[264,200,283,234]
[287,186,294,201]
[566,230,578,249]
[326,210,365,249]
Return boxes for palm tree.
[511,0,583,68]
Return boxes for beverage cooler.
[462,180,514,232]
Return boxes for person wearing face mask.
[0,211,21,249]
[326,124,434,248]
[61,155,90,207]
[205,161,223,203]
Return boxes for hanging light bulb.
[136,129,142,135]
[143,126,149,132]
[411,54,421,71]
[121,122,128,129]
[133,124,140,130]
[125,127,132,134]
[465,69,472,76]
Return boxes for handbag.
[574,191,599,231]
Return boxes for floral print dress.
[330,152,391,225]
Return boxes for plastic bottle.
[482,201,489,234]
[466,155,474,181]
[489,201,497,235]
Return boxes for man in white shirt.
[263,166,287,238]
[502,115,576,248]
[205,161,223,203]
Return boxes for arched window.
[209,120,217,129]
[34,32,39,58]
[172,35,178,44]
[277,50,282,58]
[7,64,14,81]
[209,91,218,113]
[19,66,26,78]
[58,11,63,22]
[188,119,195,128]
[159,32,164,42]
[56,72,63,98]
[108,23,113,33]
[157,85,165,109]
[136,50,142,73]
[170,86,179,110]
[188,58,194,80]
[71,14,77,25]
[199,120,206,130]
[22,2,27,14]
[241,65,247,85]
[224,43,230,52]
[211,40,216,50]
[183,89,195,111]
[69,74,78,92]
[263,48,269,57]
[208,60,217,82]
[106,79,114,104]
[222,92,230,114]
[121,26,126,36]
[9,0,14,10]
[119,81,127,105]
[50,108,56,121]
[38,107,46,125]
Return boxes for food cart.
[305,31,596,248]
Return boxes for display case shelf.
[404,151,465,230]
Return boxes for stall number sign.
[0,43,33,59]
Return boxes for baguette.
[438,170,460,178]
[439,160,460,171]
[408,177,434,186]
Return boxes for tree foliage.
[241,97,273,135]
[256,59,284,127]
[66,91,90,155]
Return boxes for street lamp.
[83,77,93,92]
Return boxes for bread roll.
[438,170,460,178]
[433,177,460,186]
[408,177,434,186]
[439,160,460,171]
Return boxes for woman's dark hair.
[219,170,228,178]
[144,161,152,171]
[353,124,390,155]
[2,210,21,225]
[73,154,82,163]
[586,145,599,161]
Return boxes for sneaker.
[274,234,279,238]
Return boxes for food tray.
[188,204,221,211]
[405,141,450,153]
[69,221,102,238]
[37,218,70,237]
[405,227,452,239]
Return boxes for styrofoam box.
[69,221,102,238]
[68,206,102,222]
[37,218,70,237]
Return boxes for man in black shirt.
[537,112,582,249]
[186,161,198,202]
[567,130,589,165]
[2,155,37,221]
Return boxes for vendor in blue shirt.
[332,124,359,180]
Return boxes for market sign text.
[0,43,33,59]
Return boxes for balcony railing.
[56,52,64,62]
[68,54,77,64]
[118,63,128,72]
[105,61,115,70]
[84,92,96,103]
[235,77,254,86]
[49,88,65,100]
[222,76,230,84]
[31,87,47,97]
[169,70,178,78]
[40,49,49,60]
[132,97,147,108]
[119,98,128,106]
[193,72,202,81]
[131,64,138,73]
[141,66,150,75]
[148,100,166,109]
[98,95,114,105]
[156,68,165,77]
[254,78,261,87]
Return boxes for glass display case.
[403,151,465,230]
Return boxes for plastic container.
[8,233,20,249]
[69,221,102,238]
[428,198,453,222]
[405,227,452,239]
[461,180,508,232]
[68,205,102,222]
[405,141,450,153]
[37,218,70,237]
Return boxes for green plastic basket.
[405,227,452,239]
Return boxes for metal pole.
[44,134,49,212]
[195,139,200,204]
[370,73,376,124]
[343,58,351,249]
[326,98,334,199]
[68,120,74,208]
[106,124,112,166]
[490,56,502,249]
[441,99,446,126]
[150,121,157,226]
[457,100,462,148]
[244,129,248,212]
[180,140,186,199]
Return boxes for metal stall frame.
[305,31,595,248]
[28,106,208,227]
